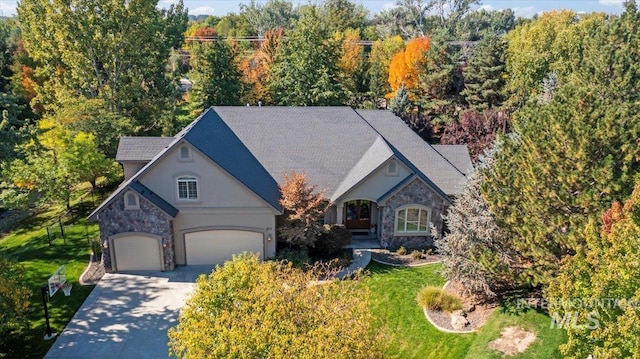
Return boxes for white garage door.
[185,230,263,265]
[113,235,163,271]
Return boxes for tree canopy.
[168,254,383,359]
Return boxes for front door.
[344,200,371,229]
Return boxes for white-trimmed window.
[395,205,431,235]
[124,191,140,210]
[178,145,192,161]
[177,176,198,200]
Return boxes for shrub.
[396,246,407,255]
[169,254,385,359]
[89,237,102,257]
[274,247,310,268]
[312,224,352,257]
[416,286,462,312]
[411,250,423,260]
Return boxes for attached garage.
[110,234,163,271]
[185,230,264,265]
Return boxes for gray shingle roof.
[211,106,469,198]
[184,109,282,212]
[431,145,474,177]
[355,109,470,195]
[101,107,471,222]
[211,106,383,196]
[130,181,178,217]
[116,137,174,162]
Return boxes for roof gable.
[356,109,469,195]
[183,109,282,212]
[130,181,178,217]
[329,136,394,201]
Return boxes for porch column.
[336,203,344,224]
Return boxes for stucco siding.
[338,158,411,203]
[139,141,273,209]
[122,161,147,180]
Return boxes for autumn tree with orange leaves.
[278,172,328,248]
[241,28,283,105]
[387,36,431,98]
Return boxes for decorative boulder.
[451,311,470,330]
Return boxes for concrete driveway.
[45,265,214,359]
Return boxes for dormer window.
[178,145,192,161]
[177,176,198,200]
[124,191,140,210]
[387,160,398,176]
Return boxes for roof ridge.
[427,144,467,177]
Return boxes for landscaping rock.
[451,312,470,330]
[464,303,476,313]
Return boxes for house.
[89,107,471,272]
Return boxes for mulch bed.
[425,281,497,332]
[80,254,105,285]
[370,248,443,266]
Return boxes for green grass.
[364,261,567,359]
[0,188,100,358]
[463,308,567,359]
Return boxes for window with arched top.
[395,205,431,235]
[177,176,198,200]
[124,191,139,210]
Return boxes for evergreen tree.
[389,85,412,118]
[189,40,243,110]
[266,6,346,106]
[481,1,640,287]
[414,39,460,126]
[439,146,520,301]
[482,78,640,286]
[460,35,507,111]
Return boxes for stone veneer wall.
[380,178,446,250]
[97,194,175,271]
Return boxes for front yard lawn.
[0,195,99,358]
[364,261,567,358]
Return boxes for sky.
[0,0,627,18]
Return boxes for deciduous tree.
[0,255,30,336]
[17,0,188,132]
[387,36,431,98]
[368,36,405,99]
[168,254,384,359]
[278,172,327,248]
[547,183,640,358]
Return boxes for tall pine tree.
[266,6,345,106]
[460,34,507,110]
[189,40,242,110]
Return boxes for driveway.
[45,265,214,359]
